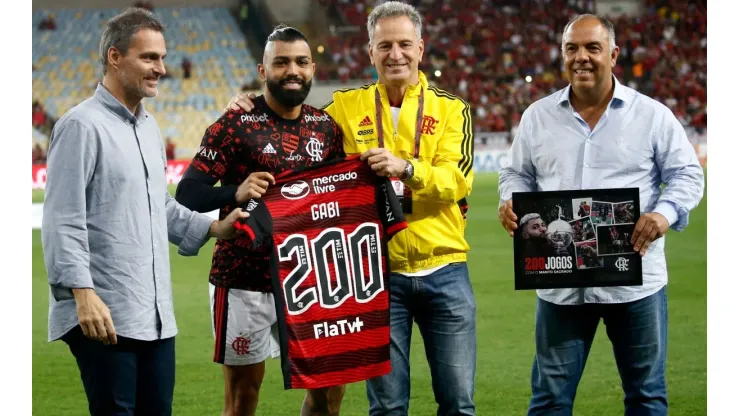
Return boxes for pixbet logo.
[304,114,330,123]
[240,113,269,123]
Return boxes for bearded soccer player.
[175,25,346,416]
[520,213,550,258]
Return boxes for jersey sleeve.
[233,199,274,249]
[189,111,238,182]
[376,177,407,239]
[175,167,238,213]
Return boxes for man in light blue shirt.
[42,8,247,415]
[498,14,704,415]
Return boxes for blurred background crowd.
[32,0,706,164]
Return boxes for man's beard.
[120,68,157,99]
[266,76,312,108]
[524,232,546,241]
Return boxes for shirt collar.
[557,75,629,109]
[94,83,148,125]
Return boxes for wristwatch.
[400,160,414,182]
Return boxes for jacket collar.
[375,70,428,103]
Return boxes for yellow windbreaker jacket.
[323,71,474,273]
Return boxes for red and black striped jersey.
[190,95,345,292]
[234,156,406,389]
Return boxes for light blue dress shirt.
[43,84,215,341]
[499,76,704,305]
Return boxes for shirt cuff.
[177,212,214,256]
[652,201,679,227]
[48,268,94,302]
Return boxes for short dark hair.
[561,14,616,53]
[266,24,308,44]
[99,7,164,75]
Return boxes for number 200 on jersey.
[278,222,384,315]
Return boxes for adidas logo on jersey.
[358,115,372,127]
[262,143,277,154]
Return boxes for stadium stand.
[32,6,259,159]
[319,0,706,137]
[32,1,705,153]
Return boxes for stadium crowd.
[32,0,706,154]
[318,0,706,136]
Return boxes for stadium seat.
[33,7,258,153]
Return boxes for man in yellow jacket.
[227,2,475,414]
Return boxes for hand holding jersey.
[235,172,276,203]
[361,148,409,178]
[207,207,250,239]
[233,156,407,390]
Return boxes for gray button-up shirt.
[43,84,214,342]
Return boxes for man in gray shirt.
[41,8,246,415]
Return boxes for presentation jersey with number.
[190,95,344,292]
[233,156,407,389]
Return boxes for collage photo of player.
[573,199,635,260]
[570,198,601,269]
[513,188,642,289]
[519,202,576,261]
[571,198,638,268]
[518,197,641,268]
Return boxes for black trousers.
[62,326,176,416]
